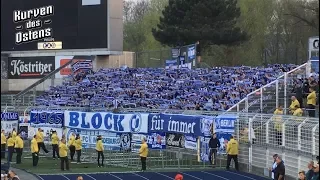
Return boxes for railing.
[226,62,319,116]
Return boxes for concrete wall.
[94,51,135,70]
[108,0,123,51]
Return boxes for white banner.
[184,136,198,150]
[1,120,18,135]
[64,111,149,133]
[309,37,319,51]
[65,128,131,151]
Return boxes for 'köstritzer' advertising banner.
[8,56,55,79]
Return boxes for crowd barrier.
[1,110,319,178]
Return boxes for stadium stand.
[34,64,299,111]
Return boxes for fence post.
[276,80,279,108]
[312,124,318,156]
[245,97,249,113]
[248,118,253,173]
[260,88,263,113]
[297,120,304,172]
[284,73,288,115]
[282,120,286,146]
[265,119,270,170]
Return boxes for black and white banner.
[165,133,197,150]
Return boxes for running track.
[37,170,271,180]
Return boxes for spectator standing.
[6,133,14,162]
[1,130,6,159]
[36,128,49,153]
[273,106,283,145]
[51,131,60,159]
[306,161,314,180]
[75,134,82,164]
[95,135,104,167]
[139,138,149,172]
[31,135,39,167]
[306,87,317,117]
[269,154,278,180]
[274,156,285,180]
[14,133,23,164]
[59,139,69,171]
[299,171,307,180]
[292,83,304,108]
[68,133,76,161]
[226,136,239,171]
[312,163,319,180]
[208,133,220,165]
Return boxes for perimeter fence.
[2,106,318,179]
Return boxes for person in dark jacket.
[274,156,285,180]
[208,133,220,165]
[292,82,304,108]
[306,161,315,180]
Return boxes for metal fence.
[2,106,318,179]
[227,61,319,117]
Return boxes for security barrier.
[1,107,319,179]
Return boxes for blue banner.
[148,113,202,136]
[1,112,19,120]
[64,111,149,133]
[187,45,196,60]
[214,115,236,133]
[179,56,185,65]
[30,110,64,128]
[165,59,177,66]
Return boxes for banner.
[148,113,203,136]
[65,128,131,151]
[187,45,196,60]
[8,57,55,79]
[165,60,178,69]
[179,56,185,66]
[171,48,180,59]
[64,111,148,133]
[132,132,166,152]
[30,110,64,127]
[198,115,236,162]
[1,119,18,135]
[214,115,236,133]
[18,124,29,140]
[1,112,19,120]
[30,111,64,143]
[71,60,93,75]
[166,133,197,150]
[19,115,30,123]
[199,136,210,162]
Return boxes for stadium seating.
[34,65,299,111]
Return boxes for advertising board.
[1,0,108,51]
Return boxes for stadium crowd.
[35,64,300,111]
